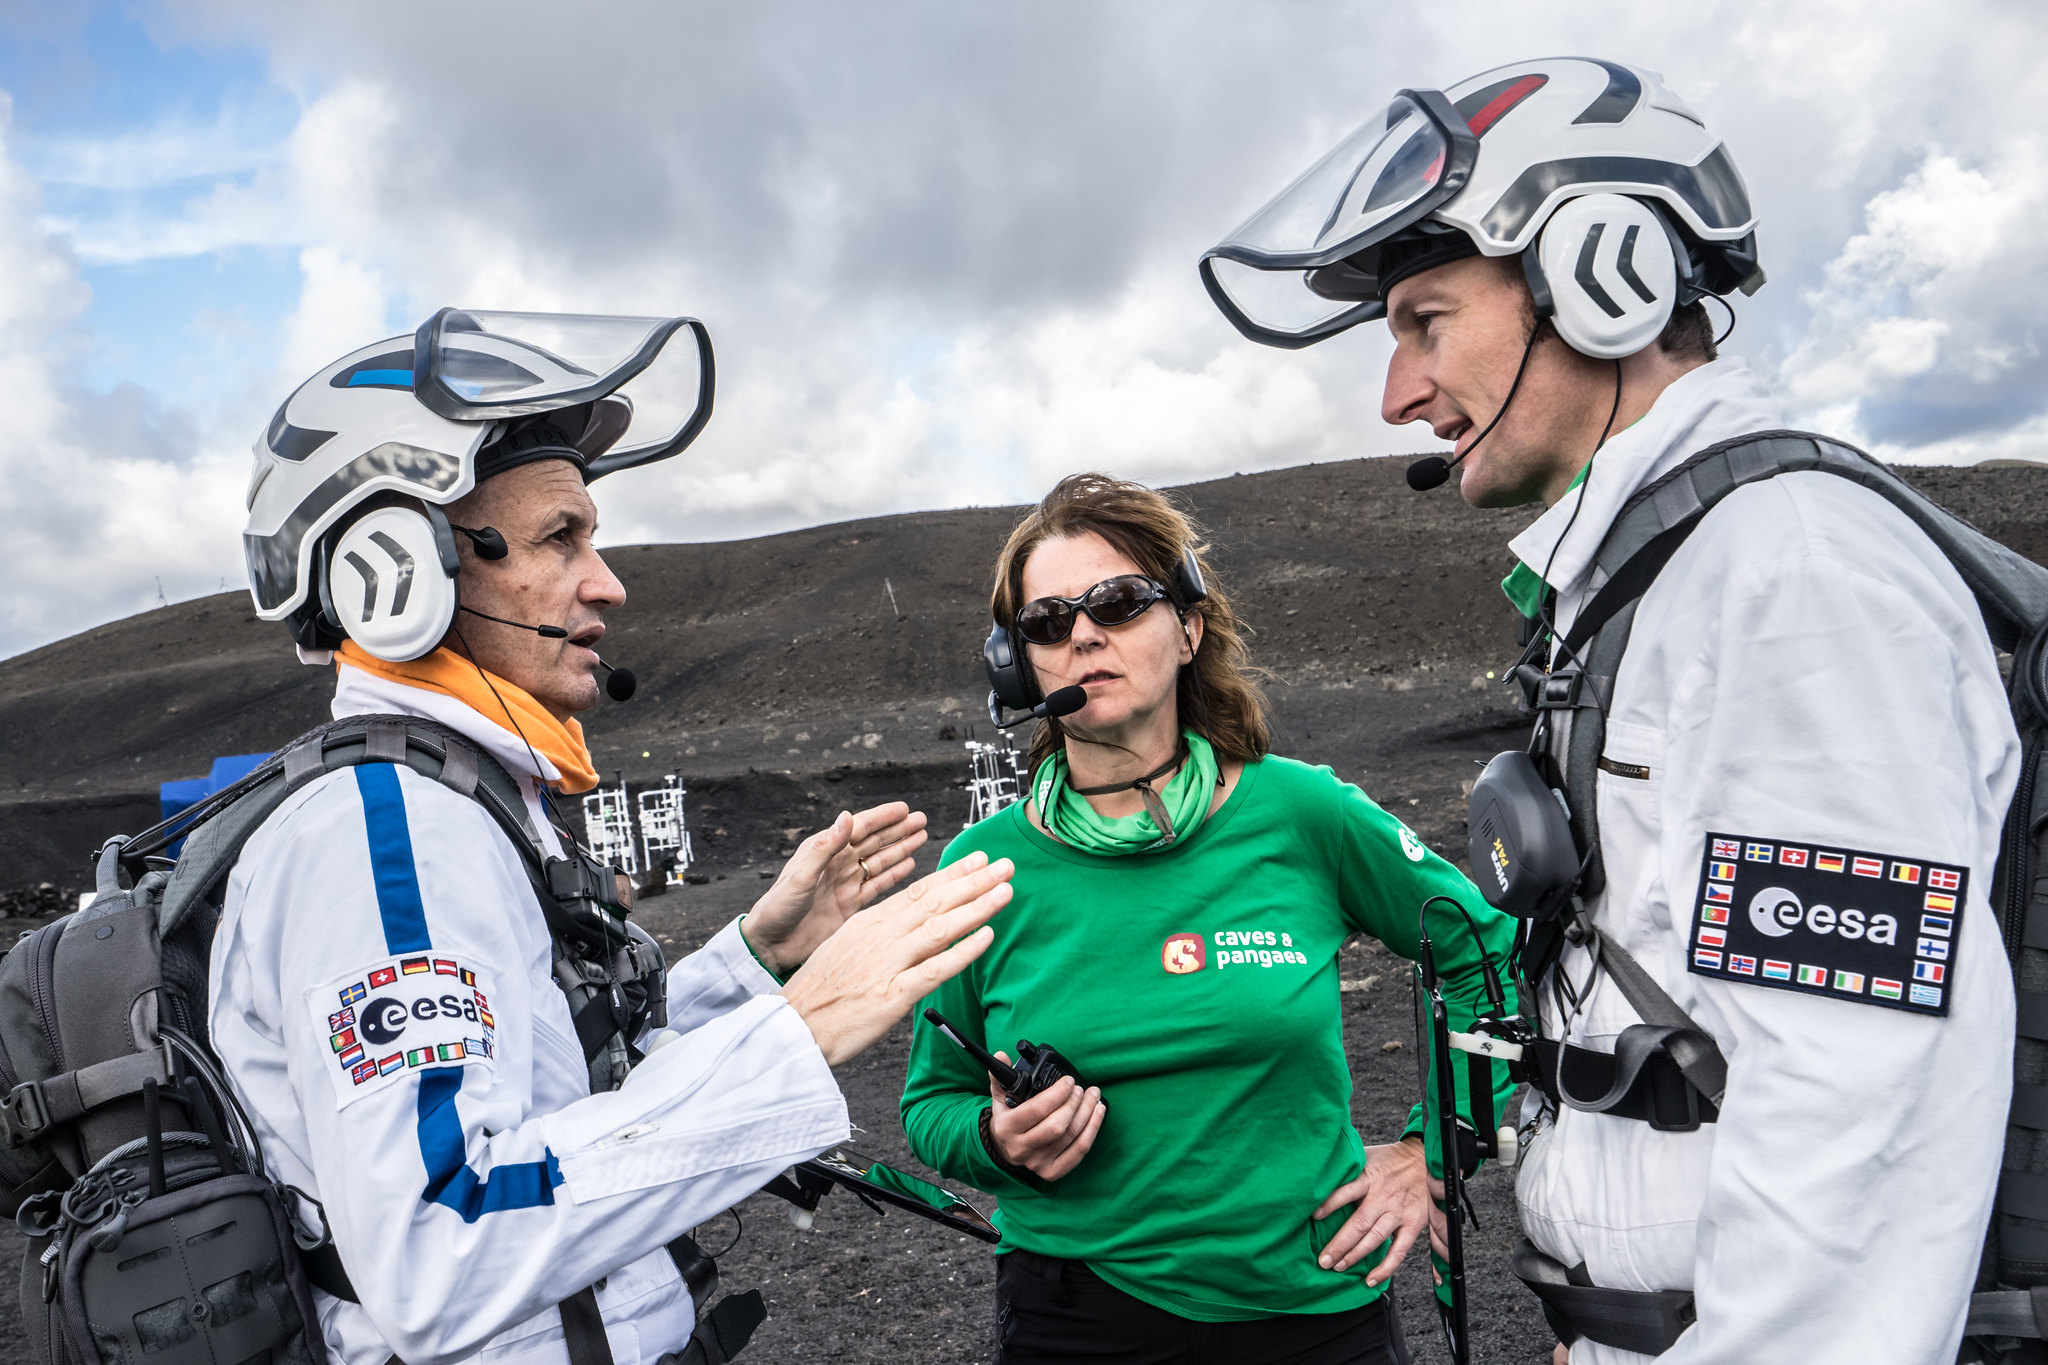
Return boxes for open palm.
[740,801,929,976]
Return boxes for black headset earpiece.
[983,619,1038,713]
[1520,247,1556,322]
[452,524,508,560]
[1172,545,1208,609]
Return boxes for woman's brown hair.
[992,473,1271,771]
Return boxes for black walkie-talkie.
[923,1008,1085,1107]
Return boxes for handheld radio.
[923,1008,1086,1107]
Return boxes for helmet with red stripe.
[1200,57,1765,353]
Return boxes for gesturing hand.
[779,852,1013,1067]
[742,802,928,977]
[987,1061,1105,1180]
[1311,1135,1446,1285]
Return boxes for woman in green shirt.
[900,473,1520,1364]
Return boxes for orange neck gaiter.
[336,641,600,794]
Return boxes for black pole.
[1418,902,1471,1365]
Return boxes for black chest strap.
[1513,1238,1695,1356]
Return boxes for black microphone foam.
[1406,456,1452,491]
[1042,685,1087,719]
[601,662,637,702]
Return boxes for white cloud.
[280,246,388,382]
[0,97,248,642]
[19,107,285,191]
[1783,146,2048,451]
[3,0,2048,655]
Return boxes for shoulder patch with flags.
[1685,831,1966,1017]
[308,956,499,1109]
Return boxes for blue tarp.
[161,753,270,853]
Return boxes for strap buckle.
[0,1080,50,1146]
[1642,1058,1704,1133]
[1536,667,1583,710]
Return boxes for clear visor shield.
[1201,91,1474,348]
[415,308,714,477]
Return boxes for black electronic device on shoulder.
[982,544,1208,729]
[923,1008,1085,1107]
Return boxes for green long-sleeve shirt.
[900,754,1519,1321]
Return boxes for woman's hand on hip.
[778,852,1010,1067]
[744,801,928,976]
[1311,1135,1445,1284]
[987,1064,1106,1180]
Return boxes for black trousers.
[995,1250,1413,1365]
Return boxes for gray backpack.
[1502,431,2048,1361]
[0,714,720,1365]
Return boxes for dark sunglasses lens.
[1085,576,1158,626]
[1016,599,1075,644]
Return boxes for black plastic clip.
[1536,668,1584,710]
[0,1080,50,1146]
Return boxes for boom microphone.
[1405,451,1462,491]
[457,606,636,702]
[461,606,568,639]
[1404,321,1546,493]
[992,684,1087,731]
[597,659,637,702]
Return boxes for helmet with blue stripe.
[243,309,712,660]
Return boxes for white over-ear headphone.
[1524,193,1685,360]
[317,500,463,662]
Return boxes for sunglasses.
[1015,575,1172,646]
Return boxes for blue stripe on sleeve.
[354,764,432,955]
[416,1069,562,1222]
[354,765,557,1219]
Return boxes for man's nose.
[1382,344,1435,427]
[583,550,626,609]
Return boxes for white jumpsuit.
[210,665,850,1365]
[1511,359,2019,1362]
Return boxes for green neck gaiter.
[1033,730,1220,856]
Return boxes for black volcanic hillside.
[5,456,2048,891]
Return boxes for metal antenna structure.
[964,733,1028,827]
[637,775,696,887]
[582,778,640,877]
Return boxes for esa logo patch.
[1161,933,1205,975]
[309,955,497,1109]
[1688,832,1965,1017]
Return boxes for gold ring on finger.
[858,856,873,881]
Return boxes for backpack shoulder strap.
[1564,428,2048,658]
[156,714,548,941]
[1544,428,2048,897]
[153,713,663,1085]
[1534,429,2048,1073]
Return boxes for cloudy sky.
[0,0,2042,653]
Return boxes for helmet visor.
[1201,90,1476,347]
[415,309,714,477]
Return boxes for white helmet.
[1200,57,1765,354]
[243,308,713,660]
